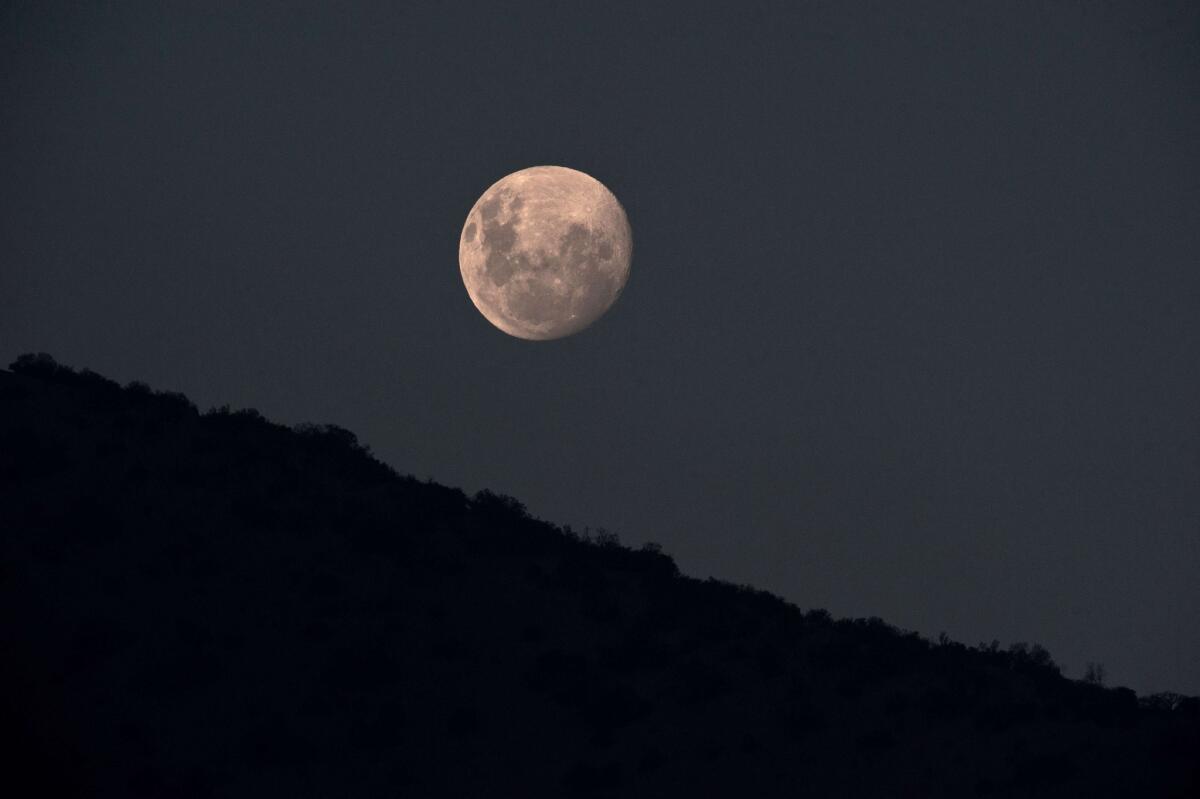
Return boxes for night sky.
[3,1,1198,695]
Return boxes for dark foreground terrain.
[1,354,1196,797]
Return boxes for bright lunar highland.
[459,166,632,340]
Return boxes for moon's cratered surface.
[459,166,632,340]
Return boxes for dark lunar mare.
[473,188,621,333]
[503,222,619,333]
[478,189,528,289]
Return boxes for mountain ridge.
[1,353,1196,797]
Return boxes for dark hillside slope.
[1,354,1196,798]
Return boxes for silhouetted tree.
[471,488,528,520]
[1084,662,1107,686]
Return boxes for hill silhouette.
[2,353,1197,798]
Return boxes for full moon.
[459,166,632,340]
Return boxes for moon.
[459,166,632,340]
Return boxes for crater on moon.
[458,166,632,340]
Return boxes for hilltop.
[1,354,1196,797]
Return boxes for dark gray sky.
[4,1,1199,695]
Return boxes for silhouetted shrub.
[1005,642,1060,675]
[230,493,279,528]
[674,658,732,707]
[10,354,127,412]
[0,428,67,483]
[593,528,620,548]
[633,545,679,578]
[635,746,666,774]
[76,368,121,393]
[153,390,197,416]
[883,691,909,718]
[138,645,224,697]
[921,686,969,719]
[10,352,75,381]
[60,495,123,547]
[1011,749,1077,788]
[739,731,762,754]
[756,643,785,679]
[471,489,528,521]
[855,728,897,753]
[805,608,832,624]
[347,702,407,751]
[780,700,827,739]
[975,699,1036,732]
[293,421,356,448]
[288,422,394,483]
[581,679,652,731]
[528,648,589,694]
[446,705,482,738]
[244,721,315,768]
[518,623,545,644]
[208,405,264,423]
[65,616,135,676]
[319,645,403,692]
[562,761,622,793]
[576,536,679,581]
